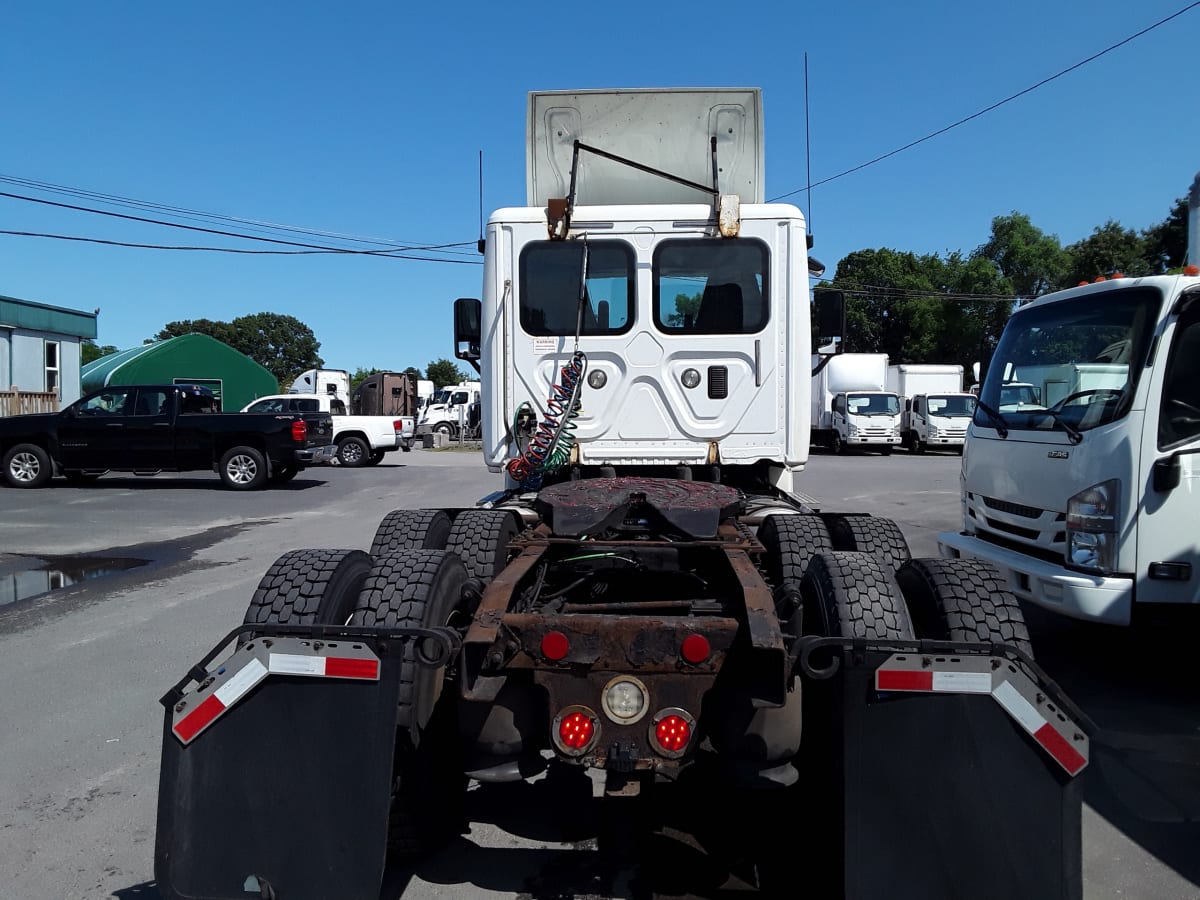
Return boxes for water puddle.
[0,556,149,607]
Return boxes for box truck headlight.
[928,424,939,437]
[1066,479,1119,575]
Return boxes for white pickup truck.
[240,393,414,466]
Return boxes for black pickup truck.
[0,384,336,490]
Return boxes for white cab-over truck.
[154,88,1090,900]
[241,392,414,466]
[288,368,351,408]
[888,363,976,454]
[415,380,481,439]
[811,352,901,454]
[940,172,1200,626]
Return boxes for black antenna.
[477,150,485,255]
[804,52,813,231]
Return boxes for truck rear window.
[653,238,769,335]
[518,241,635,336]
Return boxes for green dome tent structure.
[81,334,278,412]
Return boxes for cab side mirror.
[814,289,845,352]
[454,298,482,370]
[1153,455,1181,493]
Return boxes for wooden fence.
[0,388,59,417]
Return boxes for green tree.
[80,340,119,365]
[403,365,424,380]
[426,358,466,388]
[973,213,1069,298]
[350,367,383,393]
[1142,197,1188,273]
[153,313,323,385]
[666,292,702,328]
[1063,220,1152,285]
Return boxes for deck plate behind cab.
[535,477,743,539]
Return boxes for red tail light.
[541,630,570,661]
[558,711,595,750]
[654,714,692,753]
[392,419,404,432]
[680,634,710,664]
[291,420,307,442]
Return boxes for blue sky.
[3,1,1198,378]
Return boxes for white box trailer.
[811,353,901,454]
[888,364,975,454]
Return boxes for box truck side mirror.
[454,297,482,371]
[813,289,845,353]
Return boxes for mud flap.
[154,630,443,900]
[799,641,1088,900]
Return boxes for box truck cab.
[940,227,1200,625]
[289,368,351,409]
[887,364,975,454]
[811,353,900,454]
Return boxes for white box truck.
[939,171,1200,626]
[887,363,976,454]
[811,353,901,454]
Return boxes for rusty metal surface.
[534,477,744,538]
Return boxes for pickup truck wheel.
[824,513,911,573]
[446,510,520,584]
[3,444,52,488]
[337,436,369,467]
[371,508,452,556]
[242,548,373,636]
[758,514,832,585]
[895,558,1034,659]
[219,446,267,490]
[366,450,386,465]
[801,550,914,640]
[349,550,469,855]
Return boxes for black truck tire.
[758,514,833,585]
[349,550,469,855]
[895,557,1035,659]
[336,436,370,467]
[801,550,915,640]
[371,508,452,557]
[242,548,372,635]
[3,443,53,488]
[367,449,386,465]
[445,509,520,583]
[218,446,267,490]
[824,513,911,573]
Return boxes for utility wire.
[0,172,477,254]
[0,190,474,258]
[770,1,1200,201]
[0,229,484,262]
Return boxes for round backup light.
[587,369,608,389]
[556,710,597,753]
[654,714,693,755]
[681,368,702,389]
[680,634,711,664]
[541,630,570,661]
[602,676,649,723]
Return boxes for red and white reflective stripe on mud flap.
[172,643,381,745]
[874,654,1089,776]
[268,653,379,679]
[173,658,269,744]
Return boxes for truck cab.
[901,393,976,453]
[416,381,481,440]
[941,268,1200,625]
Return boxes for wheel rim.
[226,454,259,484]
[10,452,41,482]
[341,443,363,464]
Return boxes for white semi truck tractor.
[152,88,1091,900]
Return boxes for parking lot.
[0,448,1197,899]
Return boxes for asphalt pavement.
[0,446,1195,899]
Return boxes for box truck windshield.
[927,395,976,417]
[848,393,900,416]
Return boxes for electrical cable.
[771,1,1200,201]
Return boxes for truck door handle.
[106,423,124,428]
[154,422,171,427]
[754,340,762,387]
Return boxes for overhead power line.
[0,190,476,259]
[770,1,1200,201]
[0,172,478,255]
[0,229,484,262]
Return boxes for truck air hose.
[506,350,587,488]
